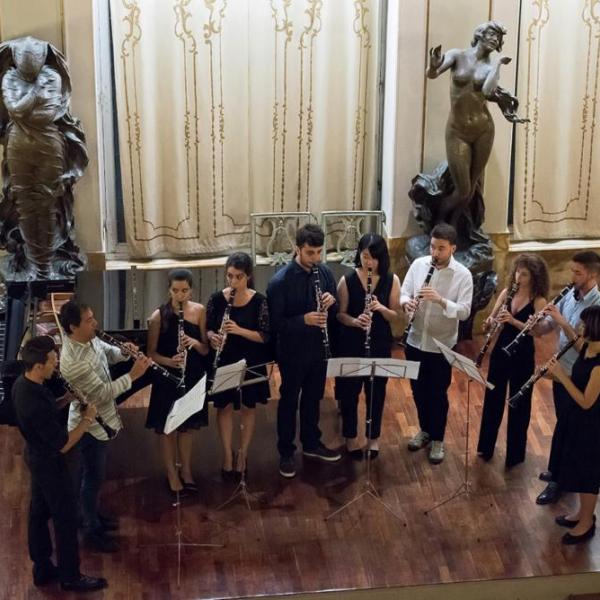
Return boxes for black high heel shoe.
[234,452,248,482]
[365,448,379,460]
[166,478,188,500]
[346,447,364,461]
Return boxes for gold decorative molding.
[521,0,599,225]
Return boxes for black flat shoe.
[556,514,596,528]
[536,482,561,505]
[539,470,553,482]
[346,448,364,461]
[556,515,578,528]
[61,574,108,592]
[98,513,119,532]
[365,449,379,460]
[562,523,596,545]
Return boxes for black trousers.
[547,380,572,482]
[27,453,80,582]
[336,375,388,440]
[277,358,326,458]
[477,350,534,467]
[404,344,452,441]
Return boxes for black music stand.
[148,374,223,587]
[324,357,420,522]
[209,360,275,511]
[423,339,494,515]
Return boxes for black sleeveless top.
[491,297,535,365]
[337,270,394,358]
[146,310,208,432]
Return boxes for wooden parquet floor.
[2,335,600,599]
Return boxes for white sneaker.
[407,430,430,451]
[429,441,445,464]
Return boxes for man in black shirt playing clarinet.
[267,223,342,478]
[12,336,107,593]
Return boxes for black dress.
[335,270,394,440]
[206,291,271,409]
[477,299,535,467]
[557,346,600,495]
[145,310,208,434]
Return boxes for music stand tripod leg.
[325,360,404,524]
[141,433,223,588]
[424,378,473,515]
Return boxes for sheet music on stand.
[326,357,420,380]
[432,339,495,390]
[164,374,207,435]
[209,359,247,395]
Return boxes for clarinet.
[213,288,236,371]
[502,283,574,356]
[507,335,580,407]
[95,330,183,385]
[177,302,188,390]
[312,265,332,360]
[475,282,519,368]
[57,373,117,439]
[364,268,373,358]
[399,257,437,347]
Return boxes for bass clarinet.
[364,268,373,358]
[312,265,332,360]
[475,281,519,368]
[502,283,574,356]
[95,329,183,386]
[177,302,188,390]
[57,373,117,439]
[399,257,437,347]
[507,335,580,407]
[213,288,236,370]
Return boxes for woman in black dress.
[548,305,600,544]
[335,234,401,460]
[206,252,271,480]
[146,269,209,496]
[477,253,548,468]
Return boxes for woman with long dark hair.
[335,234,401,459]
[477,253,549,468]
[146,269,209,497]
[547,305,600,544]
[206,252,271,480]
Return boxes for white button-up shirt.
[400,255,473,353]
[61,335,132,441]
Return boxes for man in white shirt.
[400,224,473,464]
[59,300,150,553]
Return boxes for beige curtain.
[109,0,380,257]
[513,0,600,240]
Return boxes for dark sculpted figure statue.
[407,22,527,337]
[0,36,88,280]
